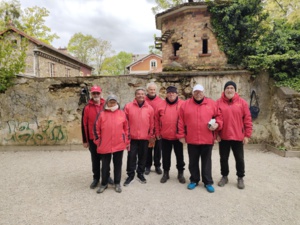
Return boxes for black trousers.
[126,139,149,177]
[88,139,101,181]
[146,139,162,168]
[162,139,185,172]
[101,150,124,186]
[219,140,245,178]
[187,144,213,185]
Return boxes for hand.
[126,145,130,151]
[209,123,219,131]
[83,143,89,148]
[243,137,249,145]
[156,135,161,140]
[179,138,186,144]
[216,135,221,142]
[149,137,156,144]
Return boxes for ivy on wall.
[207,0,300,92]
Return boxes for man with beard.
[216,81,252,189]
[145,82,164,175]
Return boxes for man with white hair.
[144,82,164,175]
[177,84,223,193]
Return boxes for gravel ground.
[0,146,299,225]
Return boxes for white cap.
[193,84,204,92]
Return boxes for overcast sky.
[19,0,161,54]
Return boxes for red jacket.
[177,97,223,145]
[145,95,164,111]
[155,98,184,140]
[81,98,105,142]
[216,92,252,141]
[124,99,154,140]
[94,109,129,154]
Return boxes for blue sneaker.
[187,182,198,190]
[205,184,215,193]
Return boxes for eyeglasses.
[92,92,101,95]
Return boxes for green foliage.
[21,6,59,45]
[101,51,132,75]
[208,0,268,65]
[68,33,98,64]
[0,33,27,92]
[0,0,21,30]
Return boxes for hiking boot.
[108,177,114,185]
[187,182,198,190]
[96,185,107,194]
[145,167,151,175]
[205,184,215,193]
[237,177,245,189]
[137,174,147,184]
[90,180,99,189]
[123,176,134,187]
[155,167,162,175]
[218,176,228,187]
[115,184,122,193]
[160,171,170,183]
[177,171,186,184]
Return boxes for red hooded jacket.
[124,99,154,140]
[94,108,129,154]
[177,97,223,145]
[216,92,252,141]
[155,98,184,140]
[81,98,105,143]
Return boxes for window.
[65,68,71,77]
[202,39,208,54]
[49,62,55,77]
[173,42,182,56]
[150,60,157,68]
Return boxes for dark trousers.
[187,144,213,185]
[101,150,124,186]
[219,140,245,178]
[89,140,101,181]
[146,139,162,168]
[162,139,185,172]
[126,139,149,177]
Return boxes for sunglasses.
[92,92,101,95]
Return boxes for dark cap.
[224,81,237,91]
[166,86,177,93]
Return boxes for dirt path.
[0,146,299,225]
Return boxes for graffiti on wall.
[0,120,68,145]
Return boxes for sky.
[19,0,162,54]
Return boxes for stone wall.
[0,71,299,151]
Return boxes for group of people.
[81,81,252,194]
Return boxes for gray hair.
[146,82,157,90]
[135,87,146,95]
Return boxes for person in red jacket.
[94,95,129,194]
[145,82,164,175]
[155,86,186,184]
[123,87,155,186]
[177,84,223,193]
[81,85,105,189]
[216,81,252,189]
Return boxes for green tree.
[101,51,132,75]
[67,33,98,64]
[21,6,59,45]
[208,0,268,65]
[0,33,27,92]
[0,0,21,31]
[92,38,114,75]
